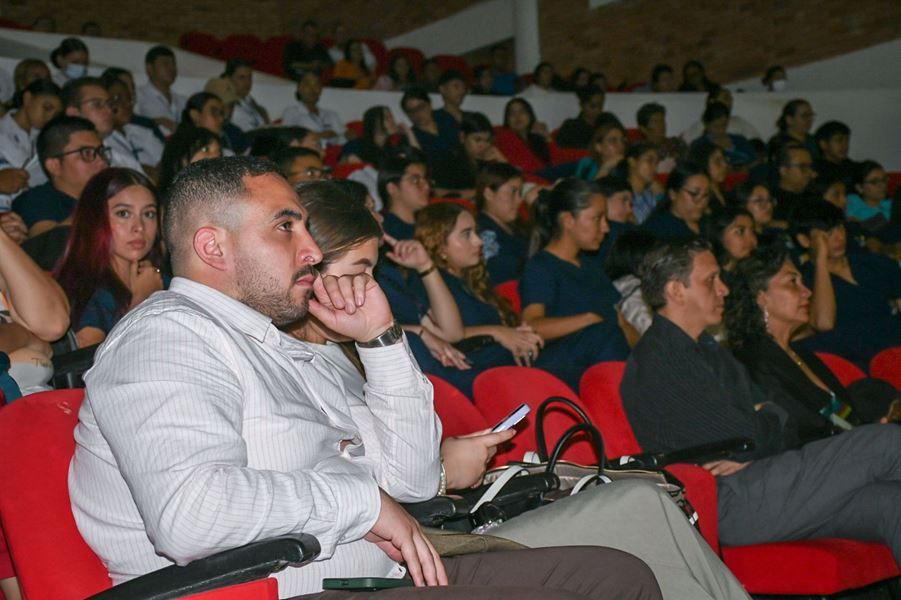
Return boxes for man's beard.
[235,257,316,326]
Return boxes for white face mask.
[65,63,87,80]
[771,78,788,92]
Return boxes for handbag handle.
[469,466,528,514]
[535,396,593,461]
[546,422,607,473]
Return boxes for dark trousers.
[717,424,901,561]
[296,546,662,599]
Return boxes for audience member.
[522,62,560,97]
[588,72,608,91]
[136,45,184,135]
[419,58,443,93]
[373,53,416,92]
[521,179,631,389]
[431,112,506,198]
[475,162,530,283]
[688,143,729,213]
[790,201,901,368]
[762,65,788,92]
[332,39,373,90]
[731,181,774,235]
[555,86,605,149]
[488,45,520,95]
[810,174,848,214]
[49,38,89,87]
[436,70,468,126]
[341,105,418,165]
[282,19,333,80]
[642,162,709,242]
[846,160,893,233]
[575,119,626,182]
[378,155,431,240]
[813,121,855,187]
[0,79,62,211]
[678,60,715,93]
[595,175,637,258]
[201,80,251,155]
[271,147,328,185]
[401,86,459,154]
[327,24,377,72]
[649,64,676,93]
[101,71,165,172]
[680,86,760,144]
[13,116,108,237]
[772,143,815,221]
[156,127,221,194]
[56,168,164,347]
[493,98,550,174]
[767,99,818,161]
[708,205,757,272]
[248,126,320,158]
[621,238,901,563]
[604,228,657,336]
[224,58,270,132]
[613,141,661,224]
[689,102,756,169]
[635,103,687,173]
[12,59,51,97]
[281,71,346,146]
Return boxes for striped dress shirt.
[69,277,441,597]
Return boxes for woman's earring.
[763,306,770,326]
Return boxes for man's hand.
[0,168,29,195]
[703,460,751,477]
[154,117,178,133]
[441,428,516,489]
[0,212,28,244]
[383,234,433,273]
[365,489,448,587]
[127,260,164,307]
[308,273,394,342]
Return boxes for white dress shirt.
[123,122,165,166]
[231,96,269,132]
[69,277,440,597]
[680,114,761,144]
[0,68,14,104]
[280,102,346,146]
[135,83,186,134]
[104,130,147,174]
[0,112,46,210]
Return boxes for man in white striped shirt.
[69,156,661,599]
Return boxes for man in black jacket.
[622,239,901,560]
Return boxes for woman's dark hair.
[158,127,220,194]
[502,97,550,164]
[356,105,393,165]
[400,86,431,112]
[576,85,605,105]
[248,126,314,158]
[11,78,61,110]
[532,62,554,85]
[854,160,884,188]
[731,180,770,209]
[503,97,536,132]
[178,92,220,132]
[708,204,754,265]
[50,38,88,68]
[788,199,845,243]
[596,175,632,198]
[387,53,415,85]
[604,229,659,280]
[329,179,371,207]
[568,67,590,90]
[223,58,253,78]
[702,101,731,125]
[724,244,792,350]
[808,172,844,201]
[651,64,673,84]
[762,65,785,86]
[612,141,657,181]
[529,178,601,254]
[56,168,162,327]
[377,154,426,209]
[298,181,381,271]
[460,111,493,137]
[475,162,523,212]
[653,161,709,215]
[687,142,724,179]
[776,99,811,133]
[13,58,50,92]
[343,39,369,74]
[636,102,665,128]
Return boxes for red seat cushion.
[428,374,487,439]
[870,346,901,391]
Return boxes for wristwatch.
[357,321,403,348]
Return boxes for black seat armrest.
[613,438,756,469]
[87,533,320,600]
[51,344,99,389]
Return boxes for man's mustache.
[293,265,317,284]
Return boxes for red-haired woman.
[56,168,165,347]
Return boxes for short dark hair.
[400,86,431,112]
[438,69,465,87]
[60,76,106,108]
[36,115,97,177]
[223,58,253,78]
[248,126,315,158]
[814,120,851,144]
[576,85,604,105]
[775,142,809,169]
[100,67,132,89]
[377,155,425,209]
[604,229,659,281]
[640,238,712,311]
[270,147,322,176]
[596,175,632,198]
[145,45,175,65]
[788,199,845,243]
[702,101,731,125]
[636,102,665,128]
[164,156,280,273]
[650,64,673,84]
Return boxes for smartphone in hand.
[490,403,530,433]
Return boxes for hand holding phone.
[491,403,530,433]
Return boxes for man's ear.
[192,226,229,271]
[44,157,62,179]
[64,106,79,117]
[663,279,683,307]
[796,233,811,249]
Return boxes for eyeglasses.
[52,145,111,163]
[683,188,710,203]
[292,166,332,180]
[79,96,117,111]
[402,174,432,188]
[863,176,889,186]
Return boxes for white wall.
[384,0,515,56]
[2,28,899,170]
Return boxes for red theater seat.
[494,280,521,316]
[428,374,487,439]
[178,31,221,58]
[816,351,867,387]
[220,34,262,63]
[387,47,425,75]
[870,346,901,391]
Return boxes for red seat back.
[473,367,594,464]
[547,140,589,166]
[332,162,370,180]
[723,171,749,192]
[887,172,901,197]
[0,390,110,599]
[258,36,292,77]
[578,362,642,458]
[625,128,643,142]
[220,34,262,63]
[178,31,222,58]
[361,38,388,74]
[816,352,866,387]
[870,347,901,391]
[346,120,364,138]
[494,280,521,316]
[428,374,488,439]
[432,55,474,84]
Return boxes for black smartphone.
[322,577,415,591]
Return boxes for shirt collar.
[168,277,314,359]
[651,313,716,349]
